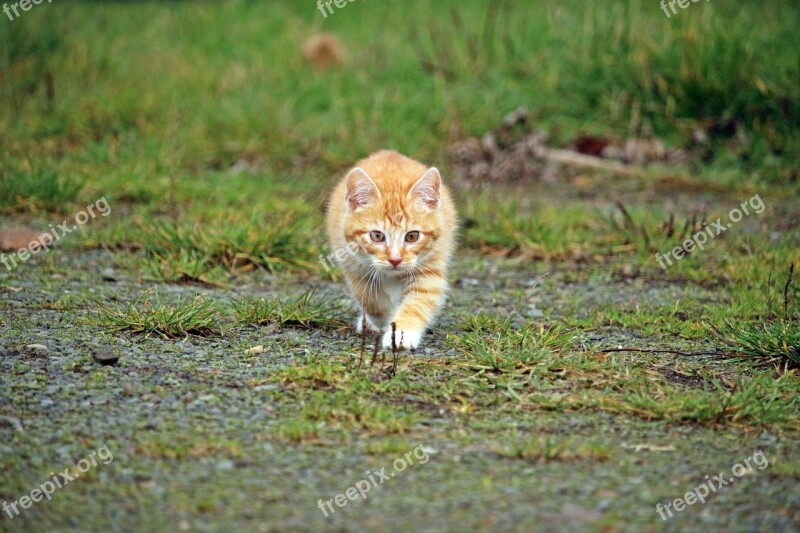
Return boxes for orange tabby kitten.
[326,150,457,350]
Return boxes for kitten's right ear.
[345,167,380,210]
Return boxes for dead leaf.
[301,33,345,70]
[0,228,52,251]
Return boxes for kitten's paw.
[382,328,423,351]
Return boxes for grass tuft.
[0,167,84,213]
[272,420,327,445]
[234,289,349,330]
[143,213,318,277]
[144,248,230,287]
[300,390,417,434]
[136,435,242,459]
[97,293,222,339]
[276,359,352,389]
[711,319,800,366]
[710,263,799,366]
[450,318,577,375]
[494,436,611,463]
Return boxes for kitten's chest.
[382,276,408,307]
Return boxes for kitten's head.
[341,165,443,274]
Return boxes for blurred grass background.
[3,0,798,177]
[0,0,798,283]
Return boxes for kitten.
[326,150,457,350]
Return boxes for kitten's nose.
[388,257,402,267]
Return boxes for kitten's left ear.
[409,167,441,210]
[345,167,380,211]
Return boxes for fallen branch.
[543,148,645,178]
[541,148,729,192]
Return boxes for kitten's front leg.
[382,273,447,350]
[355,310,383,334]
[348,273,392,334]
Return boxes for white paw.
[382,328,423,351]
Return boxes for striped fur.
[325,150,457,350]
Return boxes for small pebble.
[597,498,613,512]
[0,415,23,432]
[93,351,120,366]
[25,344,49,352]
[245,345,267,354]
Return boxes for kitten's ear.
[409,167,441,210]
[345,167,380,210]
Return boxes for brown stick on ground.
[541,148,729,193]
[544,148,645,178]
[390,322,399,375]
[358,313,367,370]
[370,333,380,367]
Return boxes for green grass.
[258,317,800,431]
[3,1,799,187]
[233,289,350,330]
[134,434,243,460]
[272,420,328,445]
[142,213,319,279]
[460,200,603,259]
[299,389,418,434]
[2,0,798,277]
[708,264,800,366]
[267,364,421,441]
[96,293,223,339]
[0,166,84,213]
[711,319,800,366]
[566,306,701,339]
[493,436,612,463]
[449,319,577,376]
[1,0,797,434]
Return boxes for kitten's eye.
[405,231,420,243]
[369,230,385,243]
